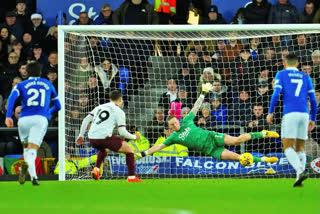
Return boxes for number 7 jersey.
[88,102,126,139]
[272,67,315,116]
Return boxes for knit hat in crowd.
[31,12,42,20]
[200,102,211,111]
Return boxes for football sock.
[95,150,108,168]
[296,151,306,171]
[25,149,37,179]
[249,132,263,140]
[284,147,303,174]
[126,153,135,176]
[253,156,261,162]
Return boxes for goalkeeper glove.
[134,151,147,160]
[201,83,213,96]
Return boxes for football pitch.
[0,179,319,214]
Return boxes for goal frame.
[57,24,320,181]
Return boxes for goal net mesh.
[61,26,320,180]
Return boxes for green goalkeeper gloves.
[134,151,147,160]
[201,83,213,96]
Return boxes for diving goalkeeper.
[135,83,279,165]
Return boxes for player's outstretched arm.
[190,83,212,116]
[135,144,167,160]
[76,114,93,145]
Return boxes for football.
[239,153,254,166]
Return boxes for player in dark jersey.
[135,83,279,165]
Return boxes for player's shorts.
[89,135,124,152]
[204,131,226,160]
[18,115,48,146]
[281,112,309,140]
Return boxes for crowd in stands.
[0,0,320,169]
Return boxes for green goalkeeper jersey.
[163,112,225,156]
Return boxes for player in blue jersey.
[5,61,61,185]
[267,53,318,187]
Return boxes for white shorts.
[18,115,48,146]
[281,112,309,140]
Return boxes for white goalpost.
[58,24,320,181]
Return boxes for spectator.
[31,43,48,68]
[42,26,58,54]
[181,106,190,119]
[300,0,316,23]
[42,51,57,78]
[153,125,188,156]
[0,11,24,41]
[147,107,165,146]
[18,61,28,80]
[292,34,312,62]
[112,0,159,25]
[14,0,30,28]
[10,39,25,62]
[301,63,317,89]
[230,48,256,90]
[25,12,49,44]
[210,95,227,126]
[127,126,150,153]
[230,8,247,24]
[76,11,93,25]
[256,66,272,87]
[158,78,178,115]
[197,67,221,96]
[246,103,270,153]
[94,59,120,103]
[244,0,271,24]
[311,49,320,88]
[47,12,67,36]
[154,0,176,24]
[73,56,92,88]
[258,48,277,76]
[248,37,262,61]
[229,88,252,126]
[0,27,11,55]
[177,65,198,102]
[21,32,33,57]
[37,141,53,159]
[268,0,299,24]
[172,85,193,110]
[266,35,283,55]
[94,4,113,25]
[46,68,57,91]
[222,36,243,62]
[208,78,233,107]
[3,52,20,94]
[250,81,271,113]
[201,5,226,24]
[196,102,214,129]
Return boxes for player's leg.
[282,113,307,187]
[24,116,48,185]
[223,131,279,147]
[91,149,108,180]
[17,117,30,185]
[295,139,306,171]
[219,149,277,164]
[118,141,144,182]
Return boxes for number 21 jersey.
[88,102,126,139]
[14,77,59,120]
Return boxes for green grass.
[0,179,319,214]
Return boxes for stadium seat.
[250,152,264,157]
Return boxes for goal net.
[58,25,320,180]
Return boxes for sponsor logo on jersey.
[179,127,191,141]
[309,157,320,174]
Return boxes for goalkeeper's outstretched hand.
[134,153,143,160]
[201,83,213,94]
